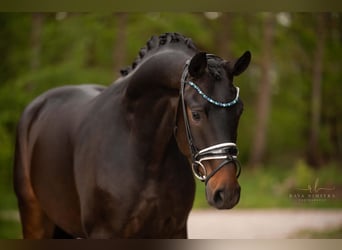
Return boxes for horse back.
[14,84,105,237]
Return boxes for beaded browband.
[187,81,240,108]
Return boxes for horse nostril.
[213,189,225,205]
[209,186,241,209]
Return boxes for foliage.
[289,225,342,239]
[293,160,316,187]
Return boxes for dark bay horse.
[13,33,251,238]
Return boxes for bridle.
[178,55,242,185]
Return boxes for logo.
[289,178,336,202]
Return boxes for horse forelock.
[206,57,224,81]
[120,33,198,77]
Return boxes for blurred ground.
[1,209,342,239]
[188,209,342,239]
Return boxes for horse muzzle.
[191,142,241,209]
[206,173,241,209]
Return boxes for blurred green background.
[0,12,341,238]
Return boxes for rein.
[179,56,242,184]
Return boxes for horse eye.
[191,111,201,121]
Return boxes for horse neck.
[127,49,194,92]
[121,49,193,163]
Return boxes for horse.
[13,33,251,239]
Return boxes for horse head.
[175,50,251,209]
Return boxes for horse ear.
[188,52,207,78]
[232,51,251,76]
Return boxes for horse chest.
[121,181,190,238]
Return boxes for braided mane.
[120,33,198,76]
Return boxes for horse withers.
[13,33,251,238]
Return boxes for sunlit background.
[0,12,341,238]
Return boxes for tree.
[248,13,276,168]
[217,13,233,59]
[306,13,326,168]
[324,13,342,164]
[30,13,44,71]
[113,13,128,77]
